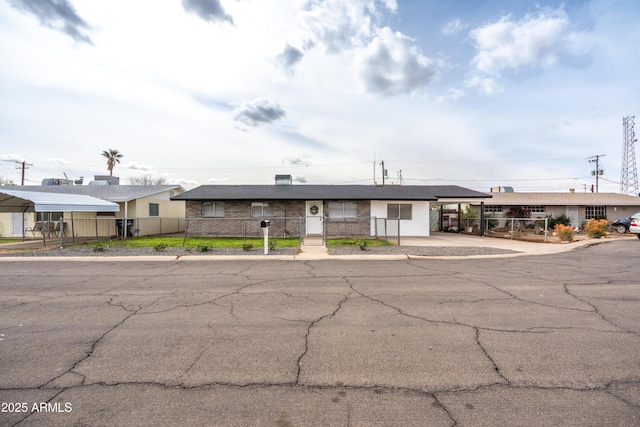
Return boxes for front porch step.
[298,244,329,257]
[302,236,324,247]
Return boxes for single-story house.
[0,185,185,238]
[171,181,491,238]
[469,191,640,228]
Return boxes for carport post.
[457,204,461,233]
[480,202,485,236]
[59,217,64,248]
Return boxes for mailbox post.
[260,220,270,255]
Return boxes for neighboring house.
[470,191,640,228]
[171,180,491,238]
[0,185,185,238]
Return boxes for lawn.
[104,236,301,249]
[91,236,393,249]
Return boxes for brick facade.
[185,200,372,237]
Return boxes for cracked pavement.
[1,241,639,426]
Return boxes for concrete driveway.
[1,240,639,426]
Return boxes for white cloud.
[464,76,503,95]
[442,18,468,36]
[123,162,153,171]
[207,177,229,183]
[44,158,68,165]
[354,27,438,95]
[0,154,25,162]
[466,7,579,93]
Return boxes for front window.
[251,202,274,217]
[585,206,606,219]
[526,206,545,213]
[387,203,412,220]
[484,205,503,213]
[203,202,225,217]
[328,202,358,219]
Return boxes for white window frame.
[251,202,274,217]
[585,206,606,219]
[484,205,503,213]
[526,206,545,213]
[203,202,225,217]
[328,202,358,219]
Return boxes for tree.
[0,176,15,185]
[128,175,167,185]
[101,149,123,176]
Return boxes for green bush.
[93,243,107,252]
[268,239,277,250]
[357,240,369,251]
[548,214,571,229]
[241,242,254,251]
[153,242,168,252]
[196,243,211,252]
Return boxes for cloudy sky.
[0,0,638,192]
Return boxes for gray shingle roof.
[2,185,184,202]
[476,192,640,206]
[172,185,491,201]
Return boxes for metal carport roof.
[0,189,120,213]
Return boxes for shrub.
[554,224,575,242]
[196,243,211,252]
[93,243,107,252]
[486,213,499,230]
[584,218,609,238]
[241,242,254,251]
[153,242,168,252]
[357,240,369,251]
[268,239,277,250]
[548,214,572,229]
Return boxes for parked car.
[628,213,640,239]
[612,217,631,233]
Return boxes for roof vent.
[275,175,292,185]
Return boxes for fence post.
[299,216,304,246]
[544,217,548,243]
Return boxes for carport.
[0,189,120,246]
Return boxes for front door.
[305,201,323,235]
[11,213,26,236]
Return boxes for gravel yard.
[0,245,520,257]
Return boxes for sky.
[0,0,639,193]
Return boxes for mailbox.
[260,220,270,228]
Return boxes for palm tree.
[101,149,123,176]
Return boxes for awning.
[0,189,120,213]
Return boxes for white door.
[306,201,323,235]
[566,206,579,228]
[11,213,25,236]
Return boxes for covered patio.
[0,189,120,247]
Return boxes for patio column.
[480,201,485,236]
[457,204,461,233]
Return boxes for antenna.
[621,116,639,196]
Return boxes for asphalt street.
[0,240,639,426]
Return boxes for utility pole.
[381,161,385,185]
[587,154,605,193]
[14,160,33,185]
